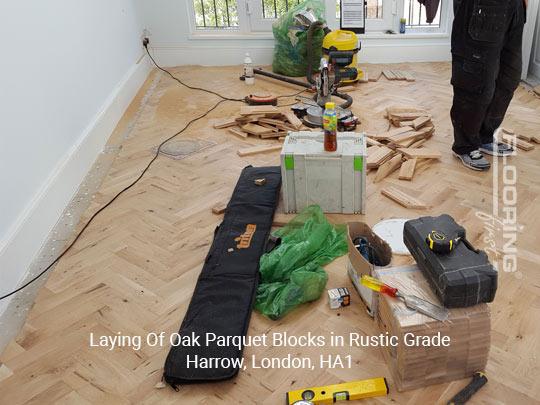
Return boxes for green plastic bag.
[255,205,348,319]
[272,0,326,77]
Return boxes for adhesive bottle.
[244,53,254,85]
[323,102,337,152]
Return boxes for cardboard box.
[347,222,392,316]
[374,265,490,391]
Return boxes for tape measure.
[425,230,460,254]
[287,378,388,405]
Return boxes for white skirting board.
[148,39,451,68]
[0,56,152,324]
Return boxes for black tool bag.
[163,166,281,387]
[404,214,497,308]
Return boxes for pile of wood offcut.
[213,105,306,140]
[366,106,441,209]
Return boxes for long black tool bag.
[163,166,281,387]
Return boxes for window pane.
[193,0,239,29]
[336,0,383,20]
[262,0,301,19]
[403,0,441,27]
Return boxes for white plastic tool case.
[281,131,367,214]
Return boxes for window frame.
[188,0,451,37]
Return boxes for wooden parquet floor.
[1,62,540,404]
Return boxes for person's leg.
[478,0,526,153]
[450,0,512,168]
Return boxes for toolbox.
[403,214,497,308]
[281,131,367,214]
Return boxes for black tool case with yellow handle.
[403,214,497,308]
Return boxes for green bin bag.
[272,0,326,77]
[255,205,348,319]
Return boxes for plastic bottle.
[400,18,407,34]
[323,102,337,152]
[244,53,255,85]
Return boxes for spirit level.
[286,377,388,405]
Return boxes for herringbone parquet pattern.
[1,62,539,404]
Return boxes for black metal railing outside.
[194,0,239,28]
[404,0,441,27]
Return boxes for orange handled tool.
[361,275,449,322]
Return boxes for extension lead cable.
[0,42,303,302]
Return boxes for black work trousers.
[451,0,526,154]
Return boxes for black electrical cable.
[0,43,305,301]
[0,97,236,301]
[145,45,243,102]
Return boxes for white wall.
[138,0,452,67]
[0,1,148,314]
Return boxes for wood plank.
[387,131,423,144]
[412,116,431,130]
[260,131,288,139]
[258,117,287,126]
[211,201,228,215]
[367,146,394,169]
[502,127,515,135]
[213,117,239,129]
[534,85,540,96]
[383,70,397,80]
[399,120,415,127]
[239,105,279,115]
[367,145,380,155]
[397,147,442,159]
[408,137,429,149]
[257,122,280,132]
[366,137,383,147]
[374,154,403,182]
[372,126,414,141]
[402,71,416,82]
[386,106,428,116]
[283,111,303,129]
[390,112,431,121]
[399,158,417,181]
[392,70,405,80]
[228,127,249,138]
[241,123,275,136]
[237,144,282,157]
[502,134,535,151]
[516,133,532,142]
[514,133,540,144]
[381,186,428,209]
[235,114,265,124]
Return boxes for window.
[335,0,390,32]
[193,0,239,29]
[403,0,441,28]
[261,0,302,19]
[336,0,383,20]
[191,0,447,34]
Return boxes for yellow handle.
[361,275,385,292]
[361,275,399,297]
